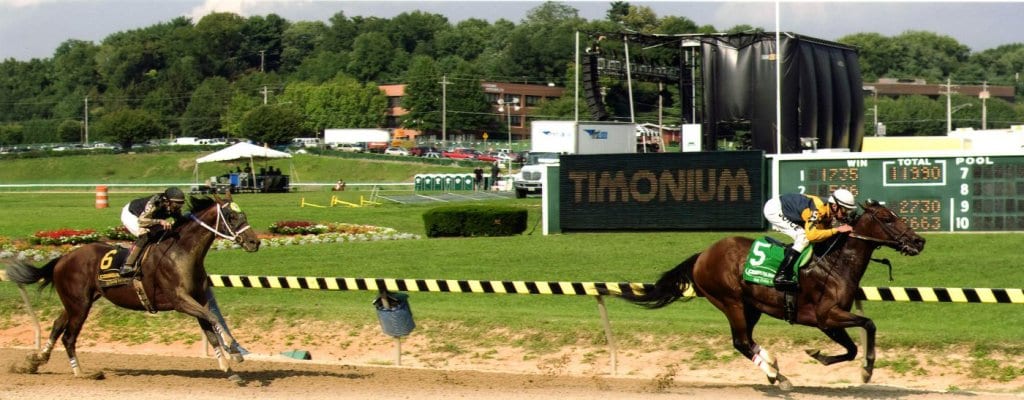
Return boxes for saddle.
[742,237,813,323]
[97,246,158,313]
[97,247,133,288]
[742,237,811,287]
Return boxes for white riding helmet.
[829,188,857,210]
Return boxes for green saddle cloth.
[742,237,811,287]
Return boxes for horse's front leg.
[810,307,876,383]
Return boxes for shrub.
[422,205,527,238]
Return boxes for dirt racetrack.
[2,326,1022,400]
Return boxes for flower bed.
[30,228,101,245]
[2,222,421,259]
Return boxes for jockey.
[119,186,186,275]
[762,188,857,292]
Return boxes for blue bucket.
[374,292,415,337]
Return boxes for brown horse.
[5,195,261,379]
[618,200,925,390]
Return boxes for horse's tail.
[618,252,700,309]
[5,258,58,290]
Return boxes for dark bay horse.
[5,195,261,379]
[618,201,925,390]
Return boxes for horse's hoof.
[8,360,38,374]
[861,368,873,383]
[776,374,793,391]
[228,374,245,386]
[230,353,245,363]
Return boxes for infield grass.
[2,153,1023,381]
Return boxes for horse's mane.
[188,196,218,213]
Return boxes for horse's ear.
[224,190,233,202]
[212,192,222,204]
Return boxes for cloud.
[188,0,317,20]
[1,0,55,7]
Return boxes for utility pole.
[83,96,89,145]
[261,85,269,105]
[981,81,989,130]
[439,74,449,145]
[942,78,957,134]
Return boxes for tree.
[618,4,659,33]
[302,76,387,132]
[192,12,248,77]
[401,56,443,134]
[57,120,83,143]
[0,124,25,146]
[444,63,493,135]
[95,108,165,150]
[838,33,900,82]
[434,19,492,61]
[239,104,305,145]
[181,77,231,138]
[241,14,288,73]
[386,11,449,55]
[346,32,395,82]
[281,21,328,72]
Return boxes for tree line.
[1,1,1023,149]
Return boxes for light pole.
[497,97,520,151]
[497,96,520,174]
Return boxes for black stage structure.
[581,32,864,154]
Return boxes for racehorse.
[5,194,261,379]
[617,201,925,390]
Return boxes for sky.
[1,0,1022,61]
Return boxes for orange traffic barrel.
[95,185,109,209]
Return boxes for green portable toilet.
[413,175,424,191]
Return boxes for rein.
[189,202,251,241]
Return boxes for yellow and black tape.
[206,274,656,297]
[207,275,1024,304]
[858,286,1024,304]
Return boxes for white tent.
[194,142,294,192]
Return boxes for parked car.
[384,146,410,156]
[423,151,442,158]
[409,145,439,157]
[334,143,365,153]
[442,148,479,159]
[476,152,500,162]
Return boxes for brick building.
[379,82,564,142]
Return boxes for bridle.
[189,201,251,241]
[848,206,913,249]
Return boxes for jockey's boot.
[121,235,149,276]
[773,247,802,293]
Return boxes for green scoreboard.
[775,153,1024,232]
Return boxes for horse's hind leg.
[61,302,103,379]
[806,327,858,366]
[13,311,68,374]
[723,305,793,390]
